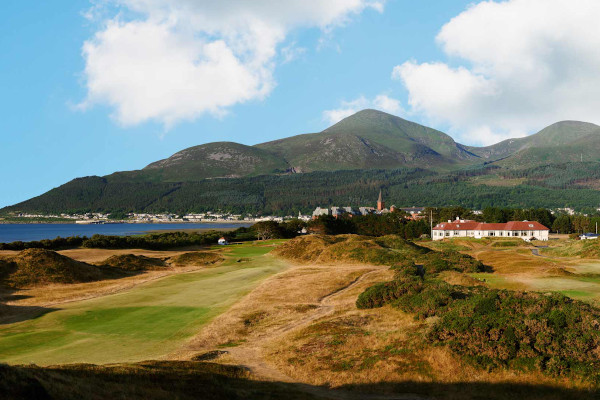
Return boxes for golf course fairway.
[0,243,288,365]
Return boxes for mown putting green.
[0,242,288,365]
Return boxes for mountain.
[5,111,600,216]
[256,109,478,172]
[467,121,600,162]
[138,142,290,181]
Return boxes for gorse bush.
[98,254,166,271]
[356,246,600,383]
[0,236,86,251]
[430,290,600,381]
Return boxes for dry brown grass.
[266,293,593,393]
[1,269,178,307]
[176,263,385,358]
[96,254,167,271]
[1,249,123,288]
[168,240,598,395]
[168,251,224,267]
[57,248,193,264]
[0,247,229,309]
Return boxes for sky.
[2,0,600,208]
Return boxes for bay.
[0,223,251,243]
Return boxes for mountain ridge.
[4,110,600,214]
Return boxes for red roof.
[434,220,549,231]
[504,221,549,231]
[434,221,479,230]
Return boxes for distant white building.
[331,207,346,218]
[432,219,549,241]
[343,206,359,216]
[312,207,331,219]
[218,237,229,245]
[359,207,374,216]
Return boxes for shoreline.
[0,220,252,225]
[0,222,253,243]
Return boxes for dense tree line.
[501,162,600,190]
[5,165,600,216]
[307,213,431,239]
[0,236,86,251]
[551,214,600,234]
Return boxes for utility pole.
[430,209,433,235]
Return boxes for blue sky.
[2,0,599,208]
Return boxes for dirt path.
[206,266,426,400]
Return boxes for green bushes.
[0,236,86,251]
[422,251,486,274]
[308,214,430,239]
[81,231,225,250]
[429,290,600,381]
[357,250,600,383]
[356,274,423,309]
[0,222,306,251]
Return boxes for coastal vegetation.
[4,233,600,397]
[351,235,600,383]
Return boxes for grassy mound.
[3,249,118,287]
[274,235,485,276]
[169,251,224,267]
[99,254,167,271]
[273,234,429,265]
[544,240,600,258]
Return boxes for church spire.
[377,190,385,211]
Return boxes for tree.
[552,215,571,234]
[253,221,282,240]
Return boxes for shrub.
[356,243,600,382]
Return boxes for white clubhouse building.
[432,219,549,241]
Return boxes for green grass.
[468,273,526,290]
[557,290,595,299]
[0,244,288,366]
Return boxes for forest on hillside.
[4,164,600,216]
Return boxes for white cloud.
[323,94,403,125]
[392,0,600,145]
[280,42,307,64]
[81,0,385,127]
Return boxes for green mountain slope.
[7,111,600,216]
[139,142,290,181]
[497,132,600,169]
[257,109,478,171]
[467,121,600,162]
[5,168,600,216]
